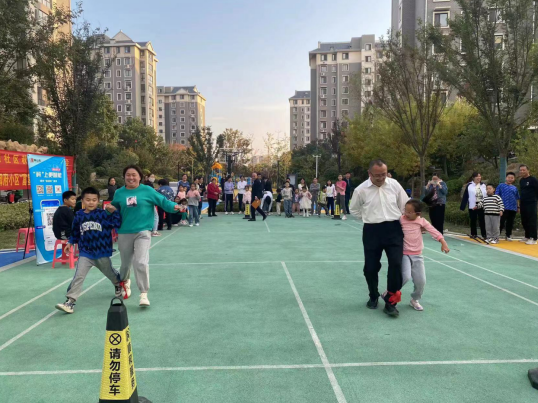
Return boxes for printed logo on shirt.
[126,196,137,207]
[80,221,103,233]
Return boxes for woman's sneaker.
[526,238,537,245]
[410,299,423,311]
[520,238,530,243]
[139,293,150,307]
[55,298,75,314]
[505,236,513,241]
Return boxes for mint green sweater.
[112,185,178,234]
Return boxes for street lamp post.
[313,154,321,178]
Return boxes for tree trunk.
[499,151,507,184]
[419,155,426,198]
[443,156,448,177]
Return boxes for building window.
[293,114,298,120]
[190,102,196,108]
[104,58,111,67]
[104,70,111,78]
[331,110,336,118]
[116,70,121,77]
[191,117,196,122]
[343,87,349,94]
[116,81,122,89]
[332,65,337,72]
[293,107,298,112]
[342,98,349,105]
[125,80,132,90]
[365,56,372,62]
[320,122,327,129]
[180,117,185,122]
[364,91,372,97]
[106,93,112,100]
[320,110,327,118]
[293,100,298,105]
[105,82,111,89]
[342,110,349,117]
[332,88,336,95]
[124,57,132,65]
[320,99,327,106]
[171,109,176,115]
[117,93,122,101]
[494,35,504,50]
[180,125,185,130]
[117,104,122,112]
[118,116,122,124]
[190,110,195,115]
[125,92,132,100]
[366,44,372,51]
[342,64,349,71]
[104,47,111,54]
[180,102,185,107]
[365,79,372,86]
[180,110,185,115]
[342,53,349,60]
[180,95,185,100]
[342,75,349,83]
[320,87,327,95]
[320,54,327,61]
[440,92,448,104]
[332,76,337,84]
[124,46,131,53]
[191,125,196,130]
[158,99,163,104]
[125,104,132,112]
[320,76,327,84]
[124,70,132,77]
[331,99,336,106]
[434,12,449,28]
[364,68,372,74]
[190,95,195,100]
[116,58,121,66]
[170,102,176,107]
[332,54,337,61]
[320,65,328,72]
[172,118,177,123]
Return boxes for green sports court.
[1,215,538,402]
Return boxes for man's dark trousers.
[521,202,538,239]
[345,179,352,214]
[250,203,266,220]
[363,220,403,299]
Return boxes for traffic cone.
[98,298,151,403]
[332,204,341,220]
[243,202,251,219]
[529,368,538,389]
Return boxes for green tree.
[429,0,538,182]
[326,119,346,173]
[220,128,253,166]
[290,142,338,183]
[189,126,224,182]
[372,29,451,192]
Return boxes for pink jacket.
[400,215,443,255]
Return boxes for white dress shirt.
[237,180,247,195]
[350,178,409,223]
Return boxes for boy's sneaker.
[139,293,150,307]
[505,236,513,241]
[225,212,228,215]
[383,303,399,317]
[173,224,179,227]
[366,297,378,309]
[115,284,122,298]
[484,238,491,244]
[122,279,131,299]
[490,239,499,245]
[195,223,199,226]
[526,238,537,245]
[410,299,423,311]
[55,298,75,314]
[520,238,529,243]
[189,224,193,227]
[342,215,347,220]
[231,212,234,215]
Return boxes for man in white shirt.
[237,175,248,213]
[350,159,409,317]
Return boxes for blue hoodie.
[69,209,121,259]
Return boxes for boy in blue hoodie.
[55,187,123,314]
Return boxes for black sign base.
[529,368,538,390]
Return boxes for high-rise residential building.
[309,35,378,143]
[289,91,311,149]
[156,86,206,146]
[100,31,158,129]
[32,0,71,114]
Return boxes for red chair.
[16,228,35,254]
[111,229,119,243]
[52,239,78,269]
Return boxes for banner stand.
[22,163,33,261]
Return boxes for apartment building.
[156,86,206,145]
[289,91,311,149]
[309,35,378,143]
[100,31,158,130]
[32,0,71,113]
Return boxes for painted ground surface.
[1,213,537,402]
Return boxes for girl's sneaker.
[195,223,199,226]
[225,212,228,215]
[55,298,75,314]
[490,239,499,245]
[342,215,347,220]
[526,238,537,245]
[231,212,234,215]
[139,293,150,307]
[505,236,513,241]
[410,299,423,311]
[122,279,131,299]
[189,224,193,227]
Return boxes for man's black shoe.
[366,297,378,309]
[383,303,399,317]
[263,215,267,221]
[248,219,256,221]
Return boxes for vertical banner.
[28,154,69,265]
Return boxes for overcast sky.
[82,0,391,153]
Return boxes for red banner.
[0,150,74,190]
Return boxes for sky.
[81,0,392,154]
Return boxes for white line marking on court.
[281,261,347,403]
[3,358,538,376]
[0,278,72,322]
[424,256,538,307]
[0,276,107,353]
[147,260,365,266]
[425,246,538,291]
[264,221,270,233]
[0,255,36,273]
[0,228,180,354]
[342,222,363,231]
[445,234,538,262]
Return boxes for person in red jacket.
[207,177,221,217]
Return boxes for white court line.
[281,262,347,403]
[424,256,538,307]
[342,222,363,231]
[3,358,538,376]
[147,260,366,266]
[264,221,270,233]
[425,246,538,291]
[0,228,180,354]
[0,278,72,322]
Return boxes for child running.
[483,184,504,244]
[55,187,123,314]
[399,199,450,311]
[300,187,312,217]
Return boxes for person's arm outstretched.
[421,218,450,253]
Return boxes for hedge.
[0,202,33,231]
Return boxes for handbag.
[251,199,261,209]
[422,187,436,206]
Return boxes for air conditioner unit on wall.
[320,95,326,98]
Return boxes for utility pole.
[313,154,321,178]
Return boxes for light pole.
[313,154,321,178]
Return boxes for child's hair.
[81,187,99,198]
[158,178,169,186]
[179,185,183,190]
[486,183,496,189]
[406,199,422,213]
[245,185,250,190]
[322,186,327,191]
[179,198,188,204]
[294,188,299,192]
[62,190,76,201]
[506,171,516,177]
[190,183,196,188]
[302,187,307,191]
[277,188,281,193]
[174,196,180,202]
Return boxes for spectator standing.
[224,175,235,215]
[495,172,520,241]
[483,184,504,244]
[143,173,160,237]
[107,177,117,201]
[198,177,206,217]
[187,183,201,227]
[298,178,307,191]
[282,182,293,218]
[207,178,221,217]
[326,180,336,216]
[460,172,487,240]
[156,179,175,231]
[53,191,77,240]
[425,175,448,234]
[336,174,348,220]
[309,178,320,216]
[344,172,353,214]
[519,165,538,245]
[178,174,190,196]
[237,175,247,212]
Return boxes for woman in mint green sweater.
[109,165,179,307]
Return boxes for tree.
[34,6,106,160]
[261,132,290,186]
[290,142,338,183]
[372,29,451,192]
[189,126,224,182]
[220,128,253,166]
[326,119,346,173]
[429,0,538,182]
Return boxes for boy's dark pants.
[500,209,517,238]
[157,207,172,230]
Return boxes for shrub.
[445,178,465,196]
[0,202,33,231]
